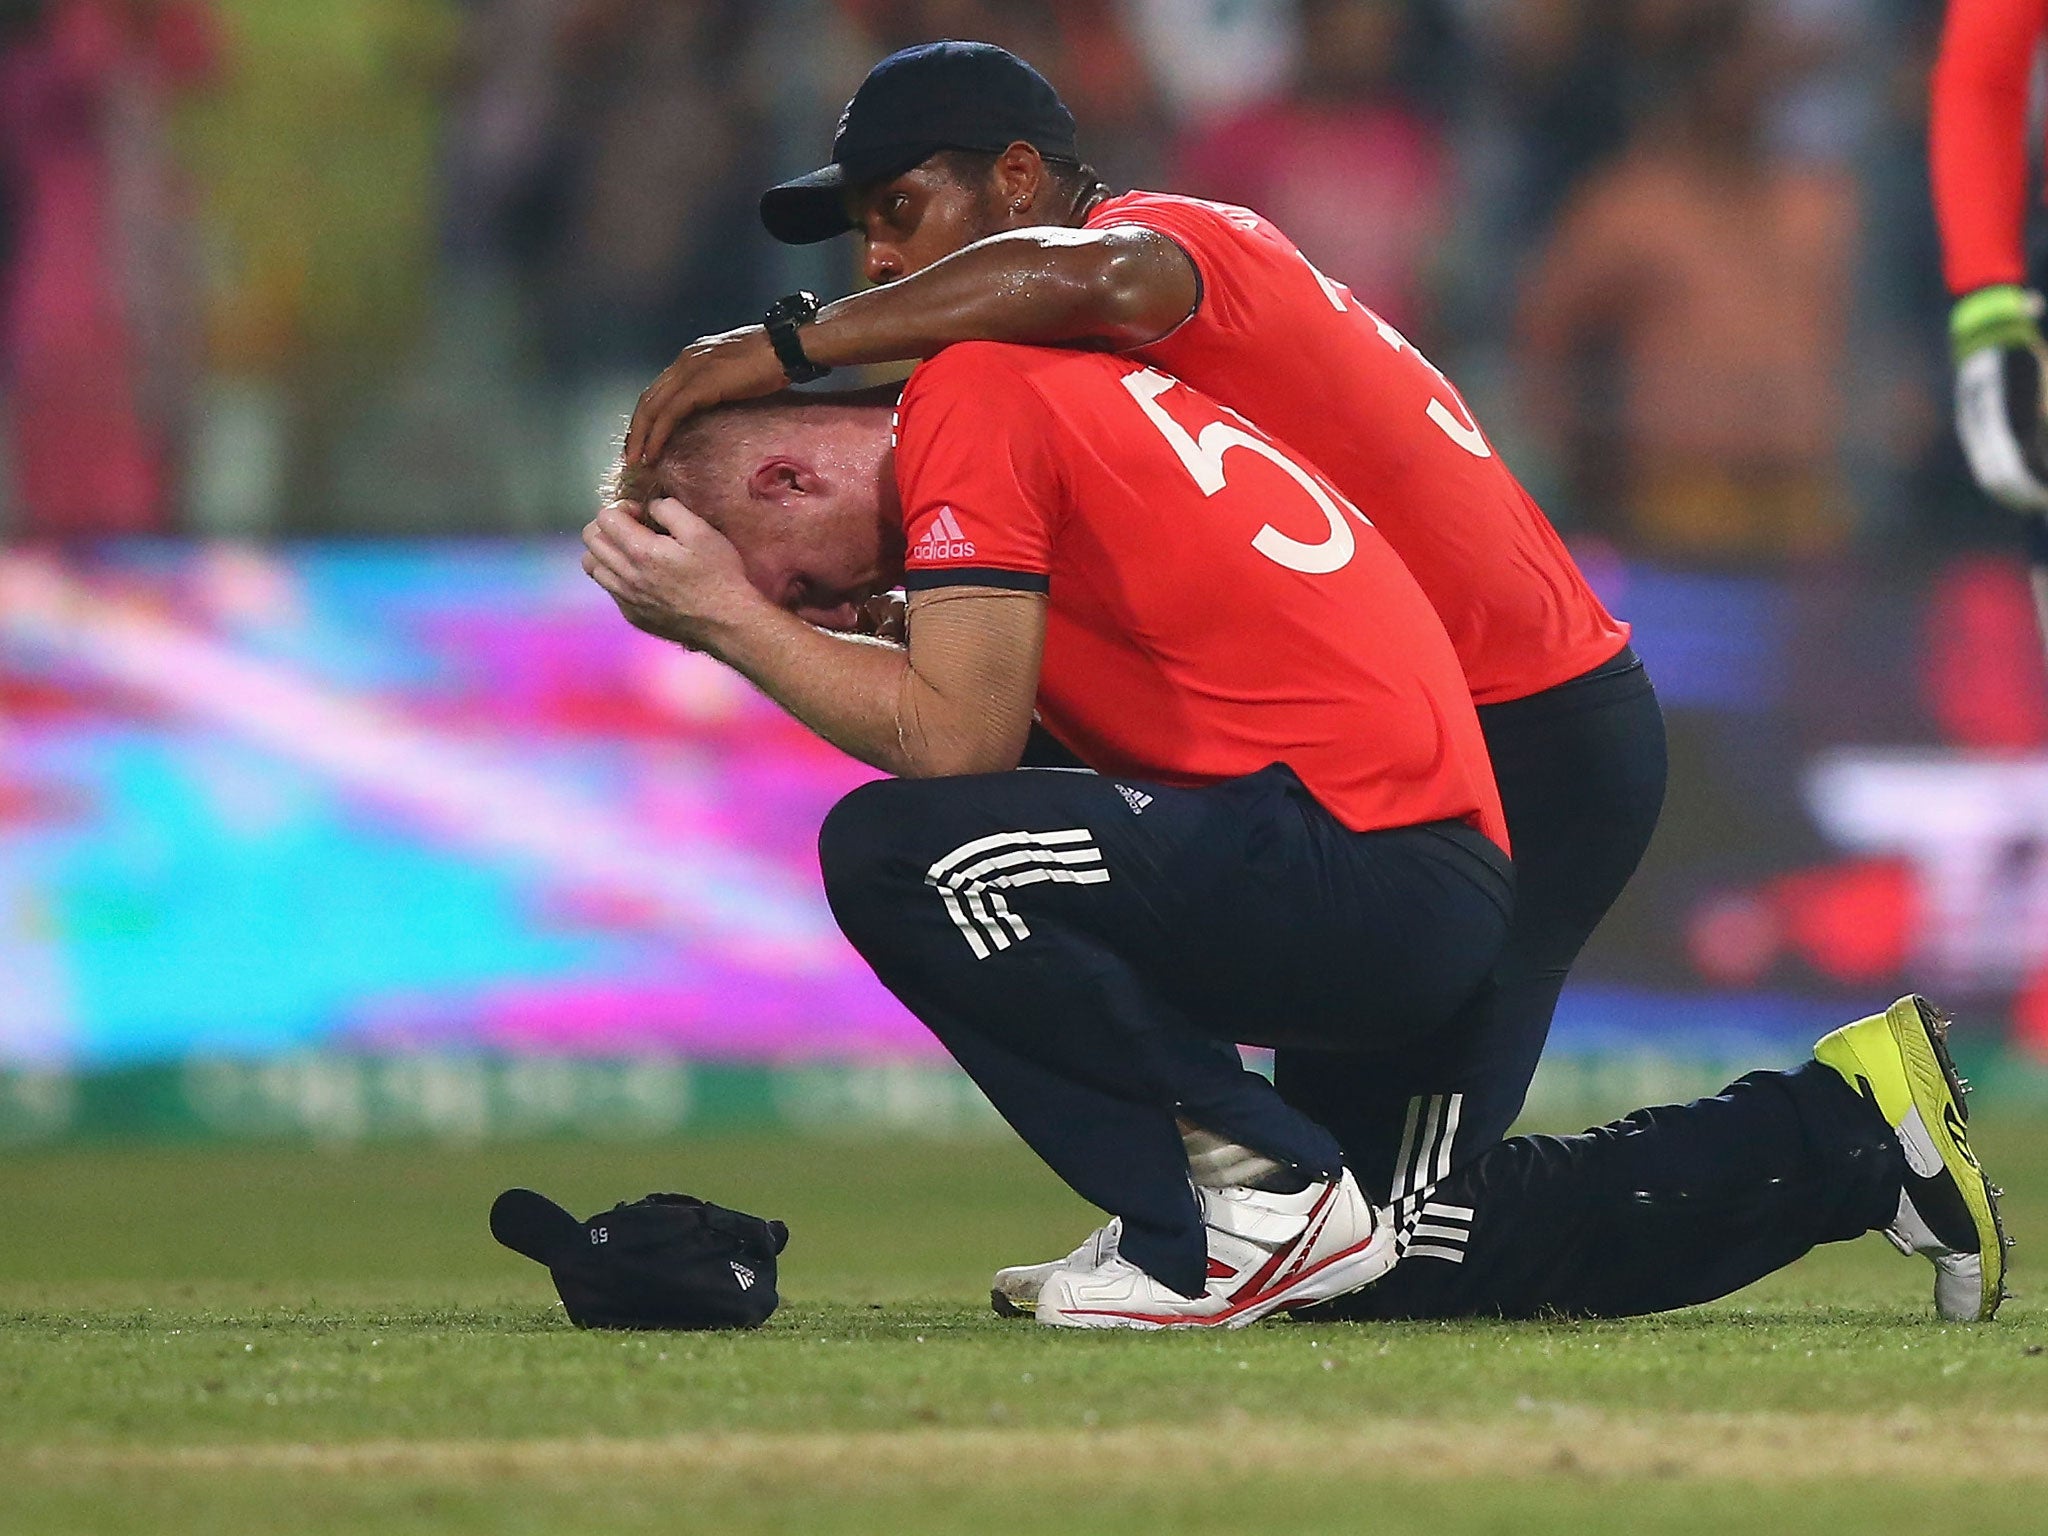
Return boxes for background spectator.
[0,0,1983,555]
[1125,0,1301,127]
[1174,0,1454,339]
[177,0,458,533]
[0,0,216,536]
[1514,1,1859,564]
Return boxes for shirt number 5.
[1121,368,1369,575]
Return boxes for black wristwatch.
[764,291,831,384]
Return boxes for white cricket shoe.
[1035,1169,1394,1329]
[990,1218,1120,1318]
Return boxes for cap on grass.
[491,1187,790,1331]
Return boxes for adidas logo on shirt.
[912,505,976,561]
[730,1261,756,1290]
[1116,784,1153,814]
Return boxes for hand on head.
[625,326,787,467]
[580,497,755,648]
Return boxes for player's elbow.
[895,703,1030,779]
[902,732,1026,780]
[1072,233,1196,347]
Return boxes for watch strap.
[765,291,830,384]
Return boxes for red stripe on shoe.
[1275,1183,1348,1285]
[1229,1181,1338,1298]
[1054,1229,1387,1327]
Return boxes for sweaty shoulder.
[1086,190,1302,338]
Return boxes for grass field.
[4,1112,2048,1535]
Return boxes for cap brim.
[760,165,857,246]
[760,146,941,245]
[490,1188,583,1264]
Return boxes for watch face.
[767,296,827,381]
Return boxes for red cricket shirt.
[893,341,1509,851]
[1085,190,1629,706]
[1930,0,2048,296]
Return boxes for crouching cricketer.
[584,339,2010,1326]
[588,338,1513,1327]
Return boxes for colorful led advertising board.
[0,543,915,1067]
[2,541,2044,1073]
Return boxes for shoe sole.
[991,1227,1121,1318]
[990,1288,1031,1319]
[1037,1224,1398,1331]
[1897,996,2010,1320]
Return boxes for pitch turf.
[4,1114,2047,1535]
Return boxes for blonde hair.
[603,386,902,515]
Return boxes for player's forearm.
[695,601,1015,779]
[804,228,1194,367]
[696,602,920,774]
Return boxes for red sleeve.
[1930,0,2048,295]
[1087,194,1269,347]
[893,345,1065,593]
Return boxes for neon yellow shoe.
[1815,995,2010,1321]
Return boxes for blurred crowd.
[0,0,2001,561]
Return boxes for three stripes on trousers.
[926,828,1110,960]
[923,831,1475,1268]
[1390,1092,1471,1264]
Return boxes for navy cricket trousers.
[818,763,1512,1297]
[1306,1060,1905,1320]
[1275,646,1667,1221]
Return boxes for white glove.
[1953,284,2048,513]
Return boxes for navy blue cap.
[760,41,1079,245]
